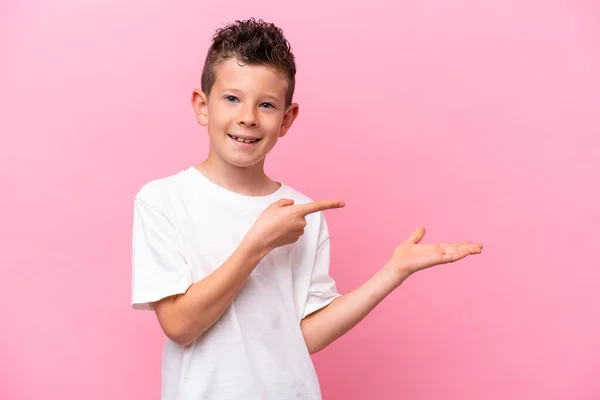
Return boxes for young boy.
[131,18,483,400]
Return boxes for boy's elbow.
[306,341,326,354]
[158,319,189,346]
[162,316,201,347]
[167,329,194,347]
[301,318,326,354]
[153,298,197,347]
[301,329,326,354]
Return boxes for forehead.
[212,57,288,99]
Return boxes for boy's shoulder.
[134,167,190,205]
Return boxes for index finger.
[293,200,346,216]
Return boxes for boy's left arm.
[300,227,483,354]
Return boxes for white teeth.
[231,135,258,144]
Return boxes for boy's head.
[201,18,296,108]
[192,18,300,169]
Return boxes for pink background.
[2,1,599,399]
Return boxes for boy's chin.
[224,155,266,169]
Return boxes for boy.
[131,18,483,400]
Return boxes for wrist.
[382,259,412,287]
[240,235,272,261]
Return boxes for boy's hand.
[387,227,483,282]
[245,198,345,254]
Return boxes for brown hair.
[201,18,297,107]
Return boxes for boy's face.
[192,57,299,169]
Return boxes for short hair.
[201,18,296,107]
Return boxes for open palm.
[392,227,483,275]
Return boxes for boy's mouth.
[228,134,262,144]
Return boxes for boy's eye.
[223,96,274,109]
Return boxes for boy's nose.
[237,105,259,127]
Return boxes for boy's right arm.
[151,198,344,347]
[153,235,269,347]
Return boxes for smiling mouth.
[228,134,262,144]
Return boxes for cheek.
[208,104,231,130]
[263,115,283,134]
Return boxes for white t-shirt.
[131,166,340,400]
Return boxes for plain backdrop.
[2,1,599,399]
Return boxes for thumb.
[405,227,426,244]
[275,198,295,207]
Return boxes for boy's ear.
[191,88,209,126]
[279,103,299,138]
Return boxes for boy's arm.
[300,261,405,354]
[153,237,269,347]
[300,227,483,354]
[152,199,345,347]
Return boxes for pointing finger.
[293,200,346,216]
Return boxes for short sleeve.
[131,197,193,310]
[301,215,341,319]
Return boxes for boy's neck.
[195,152,281,197]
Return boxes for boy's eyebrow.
[219,88,243,95]
[261,94,282,104]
